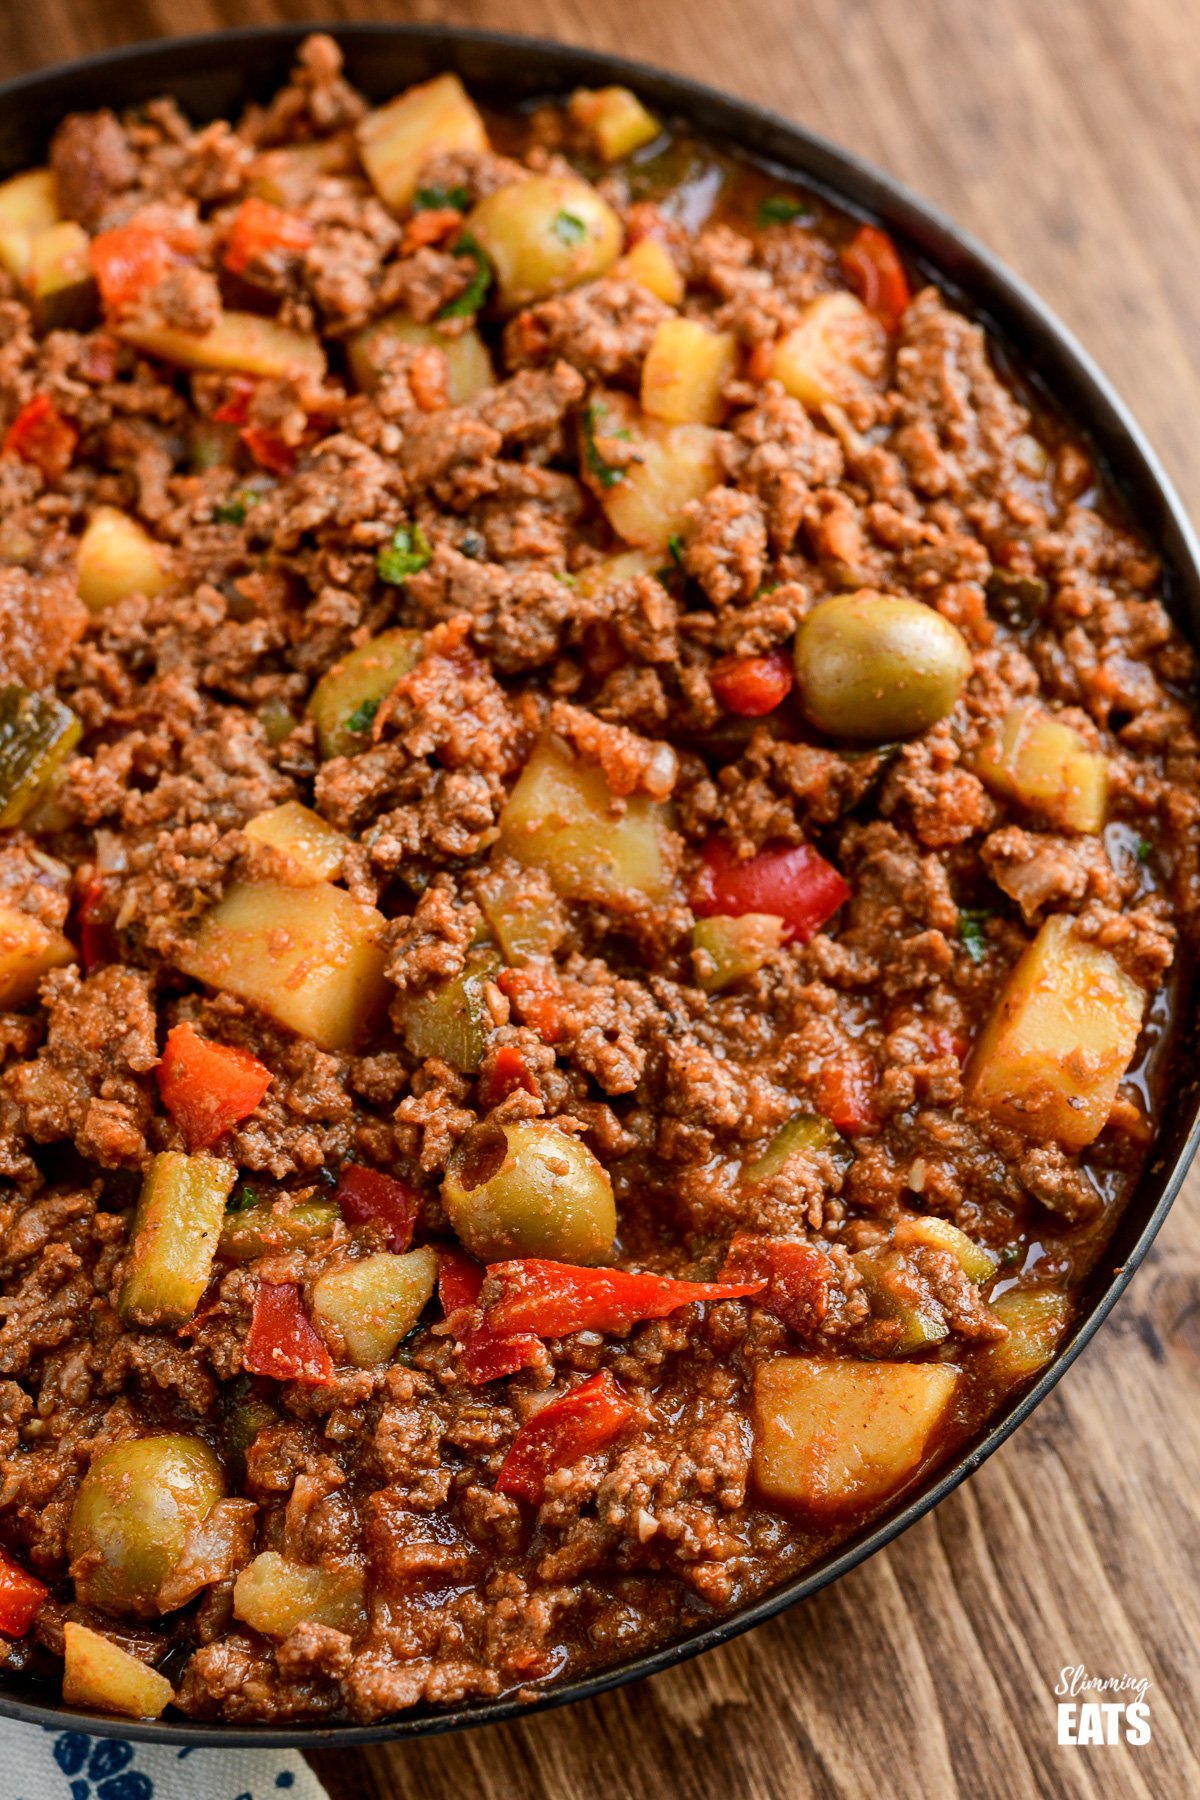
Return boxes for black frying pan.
[0,21,1196,1751]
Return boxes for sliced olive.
[793,590,971,742]
[443,1119,616,1264]
[67,1435,226,1619]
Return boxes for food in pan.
[0,34,1194,1724]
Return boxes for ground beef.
[0,33,1194,1732]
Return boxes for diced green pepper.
[218,1197,340,1262]
[221,1378,280,1484]
[395,949,501,1074]
[691,913,784,992]
[0,684,81,827]
[306,628,424,760]
[744,1113,838,1184]
[984,1286,1071,1381]
[852,1245,950,1354]
[119,1151,237,1328]
[894,1214,999,1285]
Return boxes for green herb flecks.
[757,194,814,227]
[1135,836,1152,865]
[377,522,433,586]
[214,491,261,526]
[225,1186,259,1215]
[552,210,588,246]
[344,697,381,737]
[958,908,994,963]
[414,184,470,213]
[438,233,492,320]
[582,402,627,490]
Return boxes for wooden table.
[3,3,1197,1795]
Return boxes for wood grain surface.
[2,3,1197,1795]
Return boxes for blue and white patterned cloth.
[8,1723,329,1800]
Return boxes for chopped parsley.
[344,697,381,737]
[667,532,686,568]
[552,209,588,246]
[377,522,433,585]
[581,402,627,489]
[757,193,813,227]
[413,184,470,213]
[958,908,994,963]
[214,491,261,525]
[1135,836,1152,865]
[437,233,492,320]
[225,1186,259,1214]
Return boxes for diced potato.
[118,1151,237,1328]
[233,1551,366,1639]
[583,391,723,551]
[248,135,356,204]
[243,800,348,883]
[346,310,493,403]
[569,86,662,161]
[307,628,424,760]
[219,1196,340,1261]
[572,547,662,600]
[62,1622,174,1720]
[395,949,501,1074]
[744,1113,839,1184]
[0,685,81,827]
[476,866,565,964]
[77,506,171,612]
[498,733,675,905]
[641,318,737,425]
[612,236,685,306]
[358,74,488,213]
[26,220,94,330]
[116,310,326,383]
[468,175,623,314]
[691,913,784,991]
[975,700,1107,834]
[893,1215,999,1285]
[984,1286,1071,1381]
[966,913,1144,1151]
[311,1246,438,1366]
[0,168,59,278]
[753,1357,959,1513]
[177,879,388,1052]
[0,902,74,1008]
[851,1246,950,1354]
[771,291,887,410]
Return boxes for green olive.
[443,1119,616,1263]
[793,590,972,742]
[68,1435,226,1619]
[466,176,622,314]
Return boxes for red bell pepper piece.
[691,839,850,944]
[720,1232,832,1337]
[481,1259,764,1340]
[841,224,911,333]
[461,1327,542,1386]
[478,1045,538,1110]
[438,1245,484,1315]
[223,198,315,278]
[710,650,794,718]
[157,1022,273,1151]
[436,1249,542,1384]
[814,1052,879,1135]
[0,1547,47,1637]
[497,1371,640,1502]
[213,380,299,476]
[3,395,78,482]
[496,966,565,1045]
[89,225,176,315]
[335,1164,420,1253]
[243,1281,335,1386]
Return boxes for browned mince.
[0,32,1196,1725]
